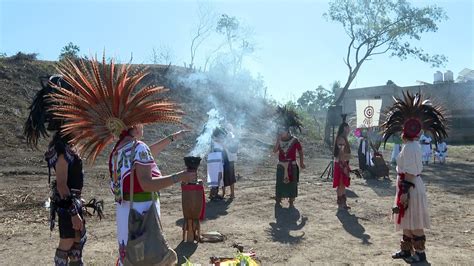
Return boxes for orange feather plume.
[48,54,183,162]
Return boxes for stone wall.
[343,81,474,144]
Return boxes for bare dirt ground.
[1,142,473,265]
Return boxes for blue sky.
[1,0,473,102]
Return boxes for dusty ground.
[1,142,473,265]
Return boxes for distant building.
[342,71,474,144]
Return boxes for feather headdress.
[48,54,183,162]
[24,75,74,147]
[276,105,303,133]
[381,91,448,146]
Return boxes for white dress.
[394,141,430,230]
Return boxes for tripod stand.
[320,125,335,179]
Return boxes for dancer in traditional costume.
[273,106,305,208]
[419,131,432,165]
[382,91,447,263]
[48,55,196,266]
[333,120,352,210]
[435,139,448,164]
[24,75,87,266]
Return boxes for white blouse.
[396,141,423,176]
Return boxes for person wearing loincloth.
[381,91,448,263]
[24,75,87,265]
[273,106,305,208]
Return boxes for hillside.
[0,56,302,168]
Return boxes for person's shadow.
[336,209,371,245]
[174,241,198,265]
[267,203,307,244]
[344,189,359,198]
[404,259,431,266]
[204,197,233,220]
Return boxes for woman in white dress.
[381,91,447,263]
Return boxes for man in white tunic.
[419,132,432,165]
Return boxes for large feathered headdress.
[24,75,75,147]
[48,54,183,162]
[276,105,303,133]
[381,91,448,146]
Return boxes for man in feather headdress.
[48,55,196,265]
[381,91,448,263]
[24,75,88,266]
[273,106,305,208]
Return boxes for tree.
[298,85,335,114]
[189,2,216,69]
[59,42,80,61]
[151,45,174,65]
[214,14,256,76]
[216,14,239,54]
[297,85,336,138]
[324,0,447,105]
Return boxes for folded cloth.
[200,231,226,243]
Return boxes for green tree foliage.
[59,42,80,61]
[297,84,336,139]
[216,14,240,51]
[214,14,255,76]
[325,0,448,105]
[8,52,38,62]
[297,85,335,115]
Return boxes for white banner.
[356,99,382,128]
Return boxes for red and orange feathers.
[49,55,183,162]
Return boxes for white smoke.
[165,61,277,168]
[189,108,223,157]
[176,71,209,89]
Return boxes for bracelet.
[171,174,180,183]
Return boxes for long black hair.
[333,122,349,157]
[24,75,74,147]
